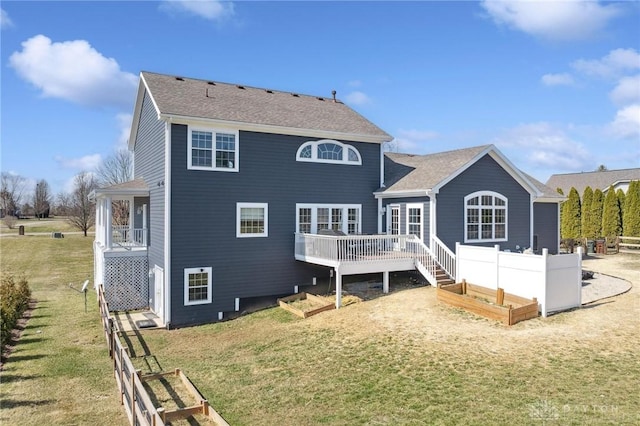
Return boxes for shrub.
[0,274,31,347]
[2,215,18,230]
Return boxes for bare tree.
[54,192,73,216]
[1,172,27,217]
[33,179,52,219]
[96,148,133,186]
[96,148,133,226]
[68,172,98,236]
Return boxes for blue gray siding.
[169,127,381,327]
[436,154,532,252]
[132,91,165,306]
[381,197,430,244]
[533,203,559,254]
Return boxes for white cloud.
[609,75,640,107]
[541,73,574,86]
[572,48,640,79]
[1,8,13,29]
[609,104,640,140]
[9,35,137,109]
[344,91,371,106]
[116,113,133,149]
[56,154,103,171]
[389,129,439,153]
[494,122,591,170]
[160,0,234,21]
[481,0,620,41]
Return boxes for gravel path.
[581,271,632,304]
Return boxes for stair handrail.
[431,235,456,281]
[406,235,438,286]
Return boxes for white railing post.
[105,197,112,249]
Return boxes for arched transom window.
[464,191,508,242]
[296,140,362,165]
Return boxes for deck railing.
[294,233,441,284]
[112,225,147,248]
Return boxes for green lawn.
[0,235,126,425]
[1,236,639,425]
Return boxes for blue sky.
[1,1,639,196]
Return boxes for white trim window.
[296,204,361,234]
[296,139,362,165]
[188,127,239,172]
[464,191,508,243]
[237,203,268,238]
[184,267,212,306]
[406,203,423,239]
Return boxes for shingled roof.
[378,145,562,201]
[546,168,640,196]
[137,71,391,143]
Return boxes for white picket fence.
[455,244,583,317]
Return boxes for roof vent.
[317,97,325,101]
[175,77,184,81]
[331,90,337,102]
[207,81,216,85]
[265,89,273,94]
[236,85,245,90]
[291,93,299,97]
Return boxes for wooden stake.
[496,288,504,306]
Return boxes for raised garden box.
[437,281,539,325]
[278,292,335,318]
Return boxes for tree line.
[1,149,132,236]
[560,180,640,240]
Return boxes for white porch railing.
[112,225,147,248]
[431,235,456,280]
[294,233,440,284]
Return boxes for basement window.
[184,267,212,306]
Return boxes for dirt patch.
[303,253,640,358]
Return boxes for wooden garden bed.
[437,280,539,325]
[278,292,335,318]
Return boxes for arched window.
[296,140,362,165]
[464,191,508,242]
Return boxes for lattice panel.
[104,255,149,311]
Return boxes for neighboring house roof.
[546,168,640,196]
[91,178,150,199]
[130,71,392,146]
[376,144,561,202]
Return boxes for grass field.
[0,235,125,425]
[1,235,639,425]
[0,217,84,235]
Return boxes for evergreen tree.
[561,187,581,239]
[623,180,640,237]
[581,187,593,238]
[616,189,625,234]
[602,185,621,238]
[587,189,604,238]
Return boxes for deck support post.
[383,270,389,293]
[335,269,342,309]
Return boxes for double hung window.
[188,128,239,171]
[184,267,212,306]
[296,204,361,235]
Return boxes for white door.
[388,205,401,250]
[153,266,164,324]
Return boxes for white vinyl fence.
[455,244,582,317]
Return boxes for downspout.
[378,143,386,234]
[530,194,535,250]
[164,119,172,328]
